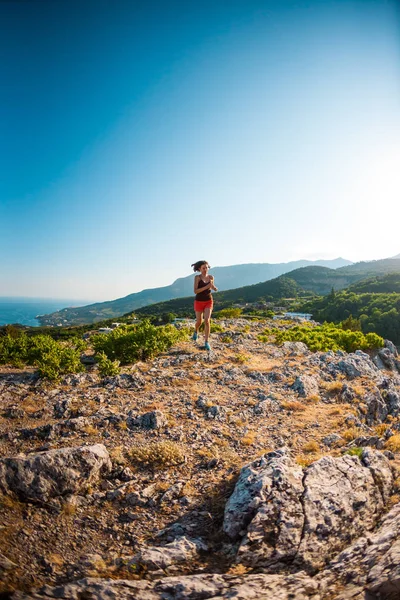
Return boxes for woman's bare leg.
[195,311,203,333]
[203,306,212,342]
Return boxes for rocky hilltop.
[1,319,400,599]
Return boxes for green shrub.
[0,333,85,380]
[215,308,243,319]
[91,320,188,365]
[96,351,121,376]
[345,447,364,458]
[258,322,384,353]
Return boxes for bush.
[96,351,121,377]
[129,441,185,469]
[258,322,384,353]
[345,447,364,458]
[215,308,243,319]
[0,333,85,380]
[91,320,188,365]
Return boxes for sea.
[0,297,90,327]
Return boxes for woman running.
[191,260,218,350]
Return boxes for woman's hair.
[191,260,210,272]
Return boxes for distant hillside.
[336,258,400,278]
[37,258,351,326]
[348,273,400,294]
[135,260,400,318]
[136,275,308,318]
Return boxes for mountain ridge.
[37,258,351,326]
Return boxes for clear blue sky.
[1,0,400,301]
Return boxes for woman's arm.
[209,276,218,292]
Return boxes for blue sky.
[1,0,400,301]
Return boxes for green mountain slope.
[348,273,400,294]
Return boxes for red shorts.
[194,299,213,313]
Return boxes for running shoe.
[192,332,198,341]
[204,341,211,351]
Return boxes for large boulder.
[0,444,111,503]
[223,449,304,568]
[223,448,393,572]
[296,449,392,571]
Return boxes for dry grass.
[83,424,98,435]
[230,416,247,427]
[48,554,64,566]
[61,501,77,516]
[0,494,23,511]
[302,440,320,453]
[352,385,366,397]
[321,381,343,394]
[329,407,346,416]
[374,423,390,436]
[241,431,257,446]
[196,445,241,467]
[296,453,322,467]
[129,441,186,469]
[226,564,251,575]
[281,400,306,412]
[388,494,400,507]
[342,428,361,442]
[306,395,320,404]
[109,446,127,466]
[385,434,400,452]
[181,481,197,497]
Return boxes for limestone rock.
[0,444,111,502]
[291,375,319,397]
[365,380,400,424]
[282,341,310,355]
[223,448,393,572]
[322,433,343,447]
[119,536,207,571]
[10,572,320,600]
[223,448,304,567]
[373,341,400,372]
[324,351,382,381]
[296,449,392,571]
[127,410,166,429]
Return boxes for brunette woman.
[191,260,217,350]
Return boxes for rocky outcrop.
[223,449,304,569]
[315,502,400,598]
[0,444,111,503]
[10,573,320,600]
[317,350,383,381]
[365,379,400,424]
[373,339,400,373]
[223,448,393,572]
